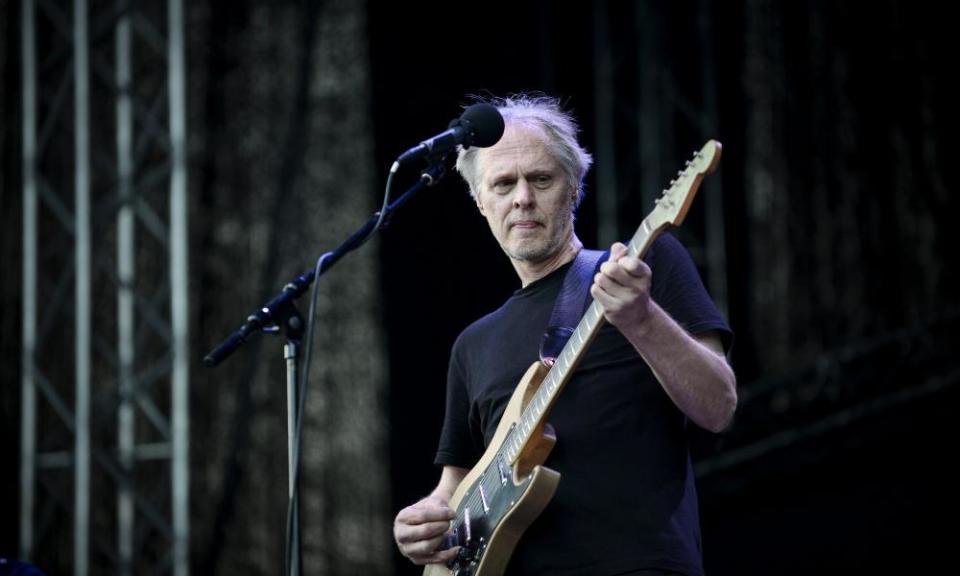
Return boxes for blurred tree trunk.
[742,0,957,377]
[189,0,389,573]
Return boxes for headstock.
[646,139,722,229]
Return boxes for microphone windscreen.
[459,103,505,148]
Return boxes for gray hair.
[455,94,593,208]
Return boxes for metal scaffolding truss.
[20,0,189,574]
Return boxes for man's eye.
[492,180,513,193]
[533,175,553,187]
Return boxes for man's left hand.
[590,242,653,331]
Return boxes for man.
[394,95,737,575]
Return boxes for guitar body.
[424,361,561,576]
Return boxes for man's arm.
[394,465,468,566]
[591,242,737,432]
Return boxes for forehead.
[475,125,558,180]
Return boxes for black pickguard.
[444,450,531,576]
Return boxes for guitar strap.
[539,248,607,363]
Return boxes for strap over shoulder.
[540,249,607,363]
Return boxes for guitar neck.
[499,139,721,465]
[501,217,668,464]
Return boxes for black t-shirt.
[436,232,733,576]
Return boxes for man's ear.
[476,195,485,214]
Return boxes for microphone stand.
[204,157,450,576]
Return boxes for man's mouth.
[510,220,541,229]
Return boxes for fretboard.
[502,217,666,464]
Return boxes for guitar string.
[451,241,647,551]
[449,306,602,545]
[449,269,630,551]
[451,244,644,533]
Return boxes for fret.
[510,141,707,458]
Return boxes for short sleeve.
[647,232,734,353]
[434,335,484,468]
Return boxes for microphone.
[393,103,505,169]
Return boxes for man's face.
[474,125,576,264]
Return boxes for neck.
[513,234,583,287]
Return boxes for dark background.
[2,0,958,574]
[368,3,959,573]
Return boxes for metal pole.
[20,0,38,560]
[698,0,729,317]
[592,1,618,247]
[116,2,136,573]
[637,0,662,214]
[285,342,301,576]
[168,0,191,573]
[73,0,92,574]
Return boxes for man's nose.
[512,179,535,208]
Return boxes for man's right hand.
[393,494,459,566]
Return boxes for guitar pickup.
[496,456,509,486]
[478,482,490,513]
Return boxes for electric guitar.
[425,140,723,576]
